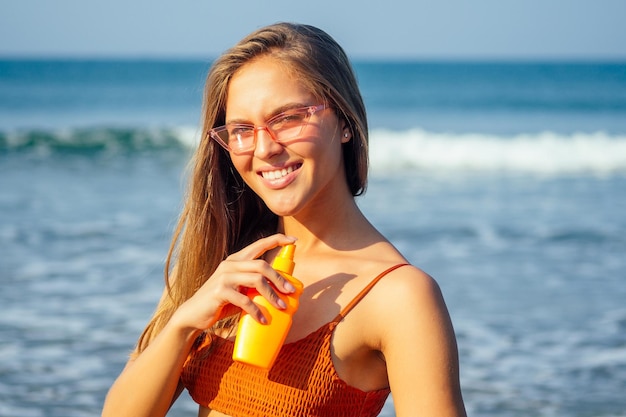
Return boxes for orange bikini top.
[181,263,409,417]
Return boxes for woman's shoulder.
[355,258,450,333]
[340,258,453,354]
[369,262,442,307]
[354,240,439,300]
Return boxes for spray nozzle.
[271,244,296,275]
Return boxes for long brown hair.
[136,22,369,353]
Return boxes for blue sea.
[1,59,625,417]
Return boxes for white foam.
[171,125,202,149]
[369,128,626,175]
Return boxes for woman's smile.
[257,162,303,188]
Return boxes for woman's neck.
[277,197,382,254]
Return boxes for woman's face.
[224,55,351,218]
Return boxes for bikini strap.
[331,263,410,323]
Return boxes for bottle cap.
[272,244,296,275]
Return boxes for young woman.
[102,22,466,417]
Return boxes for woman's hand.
[169,234,297,333]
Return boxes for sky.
[1,0,626,60]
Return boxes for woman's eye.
[272,112,306,127]
[230,126,254,137]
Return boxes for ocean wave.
[370,128,626,175]
[0,126,199,155]
[2,126,626,176]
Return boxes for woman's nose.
[253,127,283,158]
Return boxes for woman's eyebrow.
[267,102,309,118]
[226,102,310,125]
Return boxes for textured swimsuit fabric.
[181,264,409,417]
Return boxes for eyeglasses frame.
[208,104,327,154]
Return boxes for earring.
[344,132,349,138]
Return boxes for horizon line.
[2,53,626,63]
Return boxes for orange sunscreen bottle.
[233,244,303,369]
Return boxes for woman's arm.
[101,311,200,417]
[101,234,298,417]
[379,267,467,417]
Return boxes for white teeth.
[262,165,294,180]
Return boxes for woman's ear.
[341,121,352,143]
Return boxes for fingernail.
[259,315,268,325]
[284,282,296,293]
[286,235,297,242]
[277,299,287,309]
